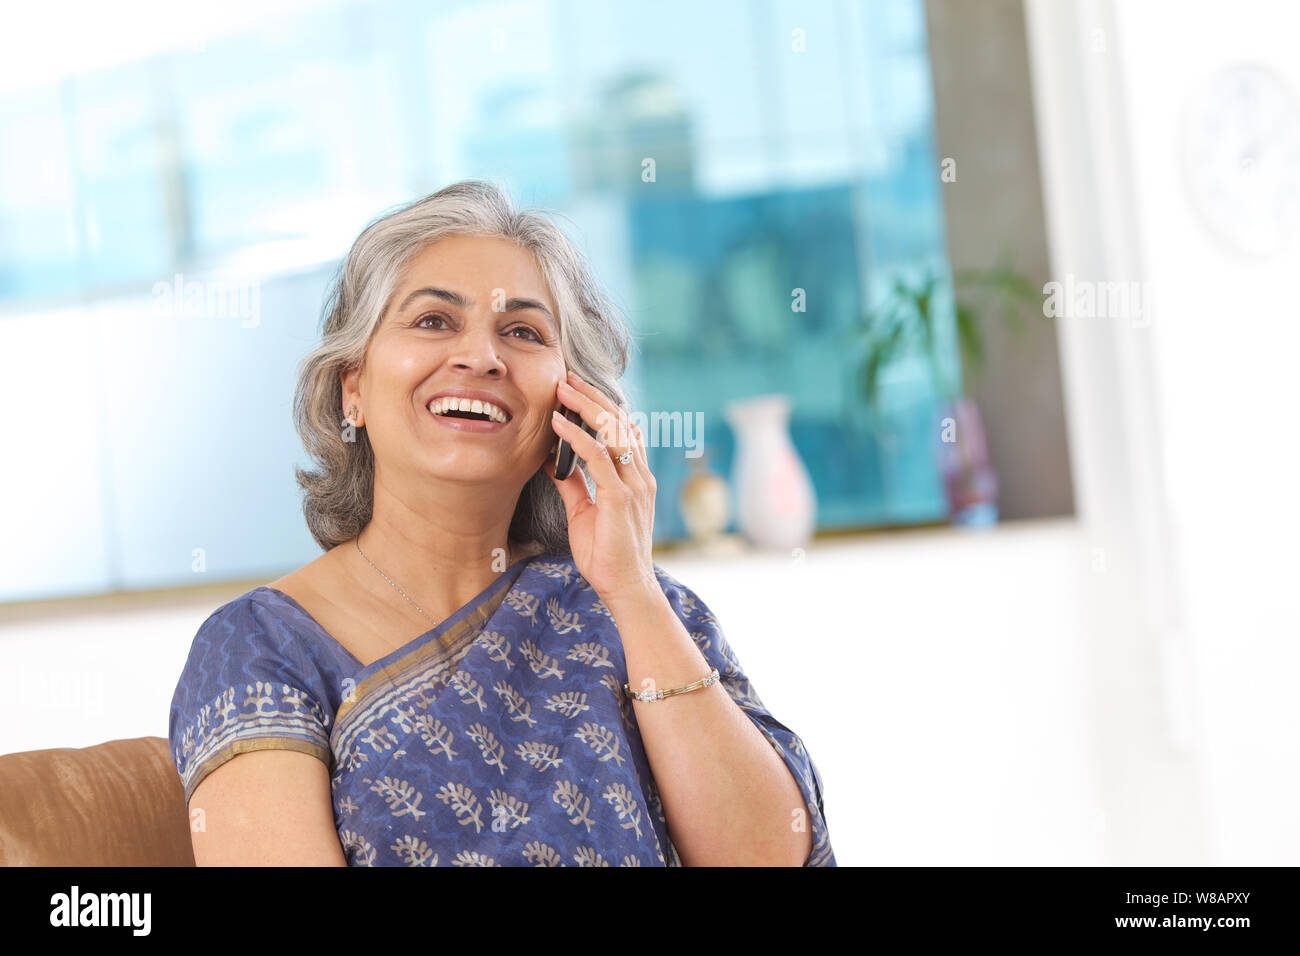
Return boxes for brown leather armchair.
[0,737,195,866]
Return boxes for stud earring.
[346,404,358,426]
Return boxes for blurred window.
[0,0,955,599]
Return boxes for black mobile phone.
[553,406,599,480]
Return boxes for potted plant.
[845,254,1039,525]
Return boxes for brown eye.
[508,326,543,343]
[415,313,449,329]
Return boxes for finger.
[626,426,656,496]
[552,409,625,496]
[612,425,644,475]
[561,374,637,452]
[559,376,650,493]
[559,382,639,468]
[559,374,647,490]
[606,422,646,487]
[629,422,651,473]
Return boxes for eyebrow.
[396,286,556,329]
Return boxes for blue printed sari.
[169,551,835,866]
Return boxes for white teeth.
[428,396,509,423]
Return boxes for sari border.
[182,737,331,804]
[330,557,533,753]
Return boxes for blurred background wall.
[0,0,981,605]
[925,0,1074,521]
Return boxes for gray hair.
[291,180,633,556]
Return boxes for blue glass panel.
[0,0,958,600]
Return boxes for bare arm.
[609,588,814,867]
[187,750,347,866]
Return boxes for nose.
[448,316,506,376]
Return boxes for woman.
[168,180,835,867]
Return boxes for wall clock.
[1182,63,1300,257]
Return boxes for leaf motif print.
[175,681,330,780]
[486,788,532,828]
[210,686,239,736]
[245,680,277,719]
[435,782,484,833]
[574,721,626,767]
[390,706,421,739]
[177,723,196,763]
[520,639,565,680]
[337,795,360,815]
[360,719,400,755]
[646,776,667,824]
[365,776,427,820]
[573,845,609,867]
[505,590,540,626]
[588,597,613,620]
[546,597,584,635]
[566,642,613,668]
[493,680,538,727]
[602,783,643,839]
[337,744,370,774]
[282,684,329,727]
[676,590,700,616]
[544,691,591,719]
[477,629,514,670]
[522,841,565,867]
[448,670,487,711]
[466,722,508,775]
[719,641,742,678]
[551,780,596,832]
[390,834,437,866]
[722,678,762,709]
[411,714,457,761]
[620,855,642,867]
[532,560,575,587]
[599,673,635,734]
[689,629,712,653]
[516,740,564,772]
[340,830,376,866]
[452,850,498,867]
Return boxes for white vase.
[723,394,816,551]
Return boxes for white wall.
[0,518,1106,866]
[1026,0,1300,864]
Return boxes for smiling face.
[341,234,566,490]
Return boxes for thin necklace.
[353,534,511,629]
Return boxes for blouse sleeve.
[168,592,334,805]
[652,566,837,867]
